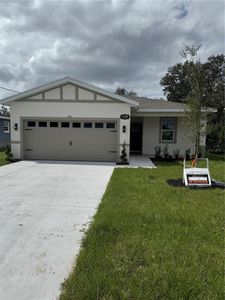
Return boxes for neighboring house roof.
[127,96,186,112]
[0,76,138,106]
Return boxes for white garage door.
[23,120,118,161]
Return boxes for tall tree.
[203,55,225,152]
[180,44,207,158]
[115,87,137,96]
[160,61,191,102]
[160,52,225,152]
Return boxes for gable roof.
[0,76,138,106]
[127,96,186,112]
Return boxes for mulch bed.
[167,178,184,187]
[167,178,225,189]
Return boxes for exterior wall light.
[122,125,126,133]
[14,123,18,130]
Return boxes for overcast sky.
[0,0,224,100]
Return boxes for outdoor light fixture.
[122,125,126,133]
[14,123,18,130]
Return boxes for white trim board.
[0,77,138,106]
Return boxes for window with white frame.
[160,118,176,143]
[3,120,10,133]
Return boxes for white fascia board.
[137,109,185,113]
[136,108,216,113]
[0,76,139,107]
[67,77,138,106]
[0,116,10,120]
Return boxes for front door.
[130,123,142,153]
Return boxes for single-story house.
[0,114,10,148]
[0,77,206,162]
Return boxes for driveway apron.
[0,160,114,300]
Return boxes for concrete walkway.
[0,160,114,300]
[117,155,156,168]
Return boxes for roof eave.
[0,76,139,106]
[136,109,186,113]
[0,116,10,120]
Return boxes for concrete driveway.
[0,160,114,300]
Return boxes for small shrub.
[5,146,13,161]
[163,144,169,159]
[120,142,128,164]
[173,149,180,160]
[154,145,162,159]
[185,148,191,160]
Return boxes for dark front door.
[130,123,142,153]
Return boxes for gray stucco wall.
[142,116,196,158]
[0,118,10,148]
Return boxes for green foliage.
[207,113,225,152]
[115,87,137,96]
[182,46,208,157]
[0,149,10,166]
[160,61,191,102]
[154,145,162,159]
[5,146,13,161]
[204,55,225,152]
[60,158,225,300]
[185,148,191,160]
[164,44,207,158]
[185,95,207,157]
[120,142,128,164]
[163,144,169,159]
[180,44,201,60]
[173,148,180,160]
[160,52,225,153]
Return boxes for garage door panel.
[71,130,116,148]
[23,120,117,161]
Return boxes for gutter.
[0,116,10,120]
[136,109,185,113]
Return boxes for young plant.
[163,144,169,160]
[173,149,180,160]
[185,148,191,160]
[120,142,128,164]
[5,145,13,161]
[154,145,162,160]
[181,44,207,159]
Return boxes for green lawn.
[60,155,224,299]
[0,149,9,166]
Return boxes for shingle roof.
[127,96,186,111]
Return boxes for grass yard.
[61,155,225,300]
[0,149,9,166]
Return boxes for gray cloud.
[0,0,224,99]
